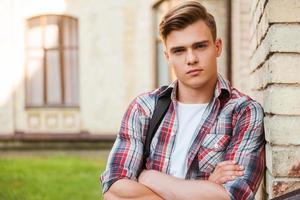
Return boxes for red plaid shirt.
[101,75,265,200]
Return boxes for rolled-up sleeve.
[100,98,147,193]
[223,101,265,200]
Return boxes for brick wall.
[250,0,300,199]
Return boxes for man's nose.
[186,49,199,65]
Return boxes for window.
[153,0,172,88]
[153,0,182,88]
[26,15,79,107]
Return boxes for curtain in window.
[26,15,79,107]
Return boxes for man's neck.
[177,78,217,104]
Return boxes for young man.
[101,1,265,200]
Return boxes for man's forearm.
[139,170,230,200]
[103,179,163,200]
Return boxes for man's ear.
[215,38,222,57]
[164,50,169,61]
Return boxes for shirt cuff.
[100,167,137,193]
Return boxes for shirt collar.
[159,73,231,103]
[214,73,231,101]
[158,80,176,100]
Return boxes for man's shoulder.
[135,87,161,103]
[229,88,264,116]
[129,87,164,115]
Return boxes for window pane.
[154,1,171,87]
[46,50,62,104]
[27,18,43,48]
[157,42,169,87]
[154,1,169,38]
[71,19,78,47]
[45,16,59,49]
[63,18,78,47]
[26,49,44,106]
[64,49,79,106]
[63,17,71,47]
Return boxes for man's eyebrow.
[192,40,209,47]
[170,46,186,52]
[169,40,210,52]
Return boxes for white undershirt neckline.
[169,101,208,179]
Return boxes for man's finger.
[216,160,236,167]
[218,164,244,171]
[217,175,237,184]
[221,170,244,177]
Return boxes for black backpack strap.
[143,86,172,168]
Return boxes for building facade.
[0,0,230,140]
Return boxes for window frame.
[25,14,80,108]
[152,0,173,88]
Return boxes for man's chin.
[181,80,207,90]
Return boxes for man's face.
[164,20,222,90]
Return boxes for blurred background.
[0,0,299,199]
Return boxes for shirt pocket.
[197,133,231,173]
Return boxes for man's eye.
[173,49,184,54]
[196,44,206,49]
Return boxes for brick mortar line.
[267,144,300,150]
[254,22,270,53]
[250,51,273,74]
[264,113,300,117]
[251,0,268,24]
[251,49,300,74]
[254,82,300,91]
[268,177,300,181]
[250,0,269,40]
[251,22,300,59]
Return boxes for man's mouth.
[186,68,203,75]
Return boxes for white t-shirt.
[169,101,208,179]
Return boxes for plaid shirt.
[101,75,265,200]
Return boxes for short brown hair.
[159,1,217,42]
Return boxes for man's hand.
[208,160,244,184]
[138,170,155,186]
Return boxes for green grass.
[0,153,107,200]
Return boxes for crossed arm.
[137,170,230,200]
[104,161,244,200]
[103,179,163,200]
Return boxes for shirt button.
[214,144,219,149]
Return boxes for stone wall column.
[250,0,300,199]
